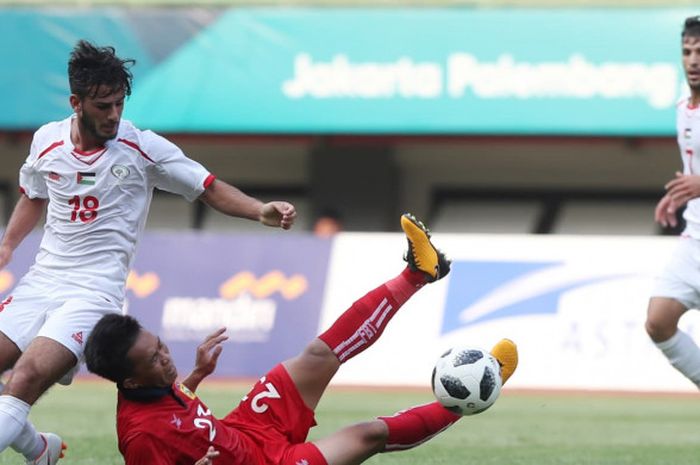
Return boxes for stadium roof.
[0,0,698,6]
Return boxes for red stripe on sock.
[379,402,461,452]
[333,297,393,362]
[319,268,422,363]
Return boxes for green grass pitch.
[1,381,699,465]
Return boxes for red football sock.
[379,402,461,452]
[319,267,425,363]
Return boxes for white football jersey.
[19,116,212,302]
[676,98,700,239]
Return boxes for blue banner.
[0,232,332,378]
[127,8,692,135]
[128,233,332,377]
[2,7,697,135]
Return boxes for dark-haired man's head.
[68,40,135,142]
[683,17,700,93]
[85,314,178,389]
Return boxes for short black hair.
[68,40,135,99]
[85,314,142,384]
[316,207,343,222]
[683,16,700,38]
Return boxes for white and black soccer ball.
[431,346,502,416]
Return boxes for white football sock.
[11,419,45,460]
[0,395,31,451]
[656,329,700,387]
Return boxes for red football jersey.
[117,383,264,465]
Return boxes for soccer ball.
[431,346,502,416]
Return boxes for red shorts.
[223,364,328,465]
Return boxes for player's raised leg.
[0,337,75,452]
[646,297,700,386]
[1,294,111,458]
[0,333,24,449]
[310,340,518,465]
[0,337,67,463]
[283,213,451,411]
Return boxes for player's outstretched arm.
[181,328,228,393]
[199,179,296,229]
[0,195,47,269]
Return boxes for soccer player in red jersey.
[85,214,518,465]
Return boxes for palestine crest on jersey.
[111,164,130,181]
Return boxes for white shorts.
[651,236,700,310]
[0,270,121,360]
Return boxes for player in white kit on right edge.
[0,40,296,464]
[646,16,700,389]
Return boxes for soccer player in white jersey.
[0,40,296,464]
[646,17,700,388]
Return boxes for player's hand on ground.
[655,193,680,228]
[259,201,296,229]
[194,446,219,465]
[194,327,228,378]
[0,244,12,270]
[665,171,700,210]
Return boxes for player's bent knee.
[645,318,675,343]
[5,369,42,402]
[5,361,54,403]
